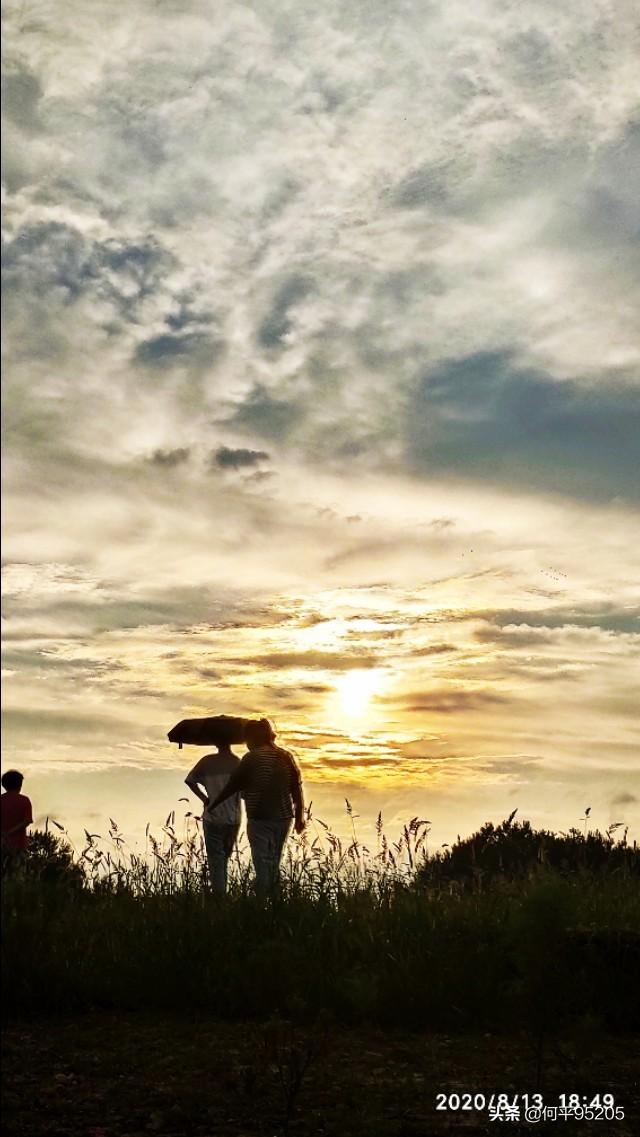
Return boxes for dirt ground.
[2,1015,639,1136]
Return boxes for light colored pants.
[203,821,239,894]
[247,819,292,893]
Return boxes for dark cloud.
[136,285,225,370]
[1,62,43,132]
[226,383,304,441]
[2,224,172,312]
[474,627,555,647]
[314,754,400,769]
[135,330,222,367]
[344,628,403,641]
[385,689,512,714]
[406,351,640,501]
[2,706,131,738]
[476,604,640,636]
[419,643,458,656]
[257,275,313,349]
[611,791,638,806]
[149,448,190,467]
[391,154,474,212]
[1,649,123,678]
[3,223,225,382]
[3,584,241,635]
[212,446,270,470]
[243,469,273,485]
[247,651,380,671]
[164,294,218,332]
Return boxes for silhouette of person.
[208,718,305,893]
[184,726,242,894]
[1,769,33,873]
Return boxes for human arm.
[184,761,210,809]
[289,759,305,833]
[185,776,209,808]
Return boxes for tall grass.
[2,811,639,1036]
[28,808,433,899]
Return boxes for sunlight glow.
[335,669,386,720]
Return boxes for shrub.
[9,829,87,888]
[416,816,638,888]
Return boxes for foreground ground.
[2,1015,638,1136]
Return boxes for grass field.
[2,815,639,1135]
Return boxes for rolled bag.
[167,714,250,749]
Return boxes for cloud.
[3,580,259,636]
[1,60,43,134]
[476,604,640,636]
[212,446,270,470]
[611,792,638,806]
[257,275,314,350]
[240,651,380,672]
[2,223,173,317]
[149,448,191,467]
[383,689,512,714]
[195,667,220,680]
[225,384,305,442]
[405,351,640,502]
[2,706,132,739]
[1,648,123,679]
[135,330,222,367]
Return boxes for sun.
[335,669,386,720]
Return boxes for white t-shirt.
[186,751,242,826]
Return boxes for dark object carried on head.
[167,715,250,749]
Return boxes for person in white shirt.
[185,736,242,894]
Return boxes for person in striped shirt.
[209,718,305,892]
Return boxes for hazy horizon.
[2,0,639,851]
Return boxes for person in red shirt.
[1,770,33,864]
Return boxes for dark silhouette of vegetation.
[2,813,638,1040]
[4,829,85,888]
[417,814,638,888]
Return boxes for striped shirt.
[228,745,302,821]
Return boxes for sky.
[2,0,640,854]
